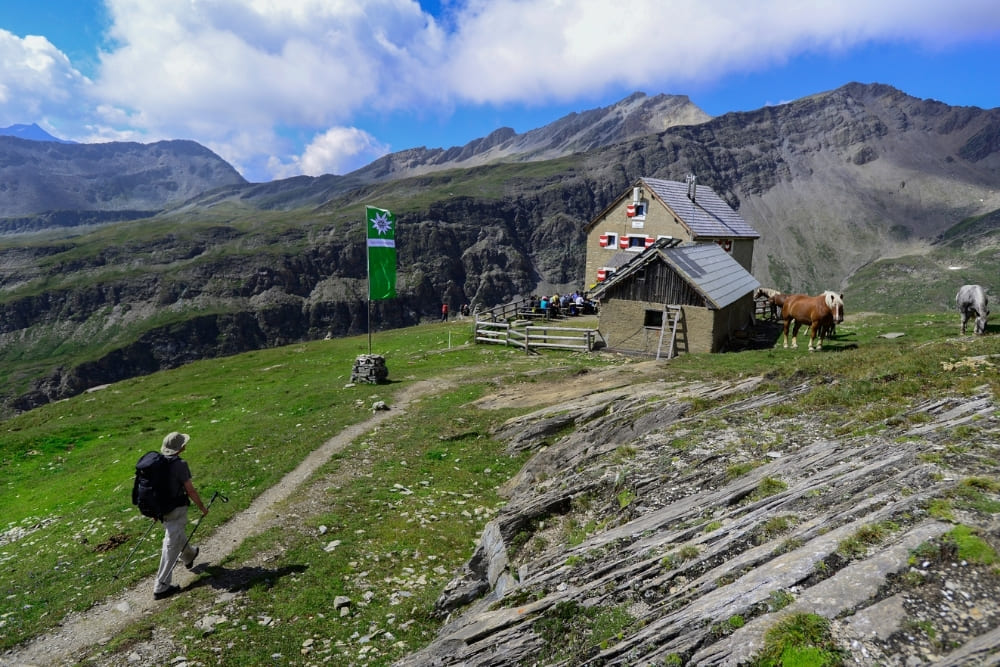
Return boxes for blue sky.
[2,1,999,183]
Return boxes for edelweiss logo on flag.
[367,207,396,246]
[370,210,393,236]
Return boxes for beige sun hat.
[161,431,190,456]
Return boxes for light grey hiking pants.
[154,505,197,593]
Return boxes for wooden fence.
[473,320,601,353]
[474,298,532,323]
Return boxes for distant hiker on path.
[153,432,208,600]
[441,303,449,321]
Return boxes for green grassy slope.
[0,321,607,654]
[846,210,1000,314]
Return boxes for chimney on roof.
[685,174,696,202]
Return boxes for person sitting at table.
[550,294,561,317]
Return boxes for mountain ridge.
[0,122,74,143]
[344,92,712,186]
[0,136,247,221]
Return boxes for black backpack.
[132,451,185,520]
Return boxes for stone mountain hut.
[584,175,760,288]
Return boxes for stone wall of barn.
[598,300,715,355]
[598,294,756,356]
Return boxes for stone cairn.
[351,354,388,384]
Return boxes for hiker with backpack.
[150,431,208,600]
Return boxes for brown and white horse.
[755,288,784,320]
[779,291,845,351]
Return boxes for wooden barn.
[584,175,759,289]
[591,238,760,356]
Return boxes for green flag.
[366,205,397,300]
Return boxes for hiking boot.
[153,585,181,600]
[184,546,199,570]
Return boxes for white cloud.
[443,0,1000,105]
[0,30,92,130]
[3,0,999,181]
[270,126,390,179]
[80,0,448,179]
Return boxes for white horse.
[956,284,990,335]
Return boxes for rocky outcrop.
[400,375,1000,665]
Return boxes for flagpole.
[367,232,372,355]
[366,209,372,355]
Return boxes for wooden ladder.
[656,305,683,360]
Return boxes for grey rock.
[397,376,1000,666]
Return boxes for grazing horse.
[755,287,783,320]
[956,284,990,335]
[780,291,845,351]
[759,289,795,318]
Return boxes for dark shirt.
[166,456,192,507]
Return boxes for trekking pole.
[112,519,158,580]
[163,490,229,581]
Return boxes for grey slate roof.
[641,177,760,239]
[593,239,760,309]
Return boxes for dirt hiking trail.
[2,379,450,667]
